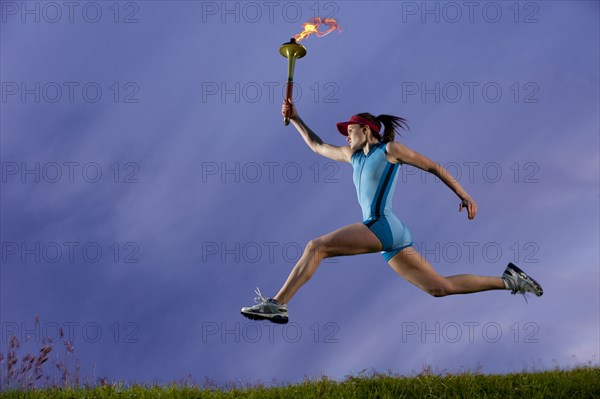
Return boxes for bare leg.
[274,223,382,304]
[388,246,505,296]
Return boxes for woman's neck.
[362,139,380,155]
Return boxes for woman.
[241,100,542,324]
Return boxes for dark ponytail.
[355,113,409,143]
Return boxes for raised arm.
[282,100,352,163]
[385,141,478,219]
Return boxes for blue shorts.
[364,213,413,261]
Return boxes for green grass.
[2,317,598,397]
[2,366,599,399]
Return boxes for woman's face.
[346,124,366,150]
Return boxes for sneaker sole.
[240,311,289,324]
[508,263,543,296]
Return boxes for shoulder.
[384,141,414,164]
[384,141,406,152]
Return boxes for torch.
[279,18,341,125]
[279,38,307,125]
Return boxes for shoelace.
[253,287,268,304]
[511,289,530,304]
[509,277,533,304]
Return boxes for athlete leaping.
[241,100,542,324]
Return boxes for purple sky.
[1,0,599,386]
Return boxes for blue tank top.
[351,142,400,221]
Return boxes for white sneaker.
[240,288,288,324]
[502,263,543,300]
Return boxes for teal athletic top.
[350,141,412,261]
[351,141,400,222]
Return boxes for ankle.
[273,296,284,305]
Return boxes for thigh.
[387,246,447,291]
[316,223,383,257]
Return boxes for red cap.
[336,115,381,136]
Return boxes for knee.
[305,237,331,259]
[428,288,448,298]
[425,281,452,297]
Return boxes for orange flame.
[293,17,341,42]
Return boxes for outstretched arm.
[386,141,478,220]
[282,100,353,163]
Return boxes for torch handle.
[283,80,294,126]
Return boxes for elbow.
[426,165,439,175]
[426,161,443,175]
[431,165,454,181]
